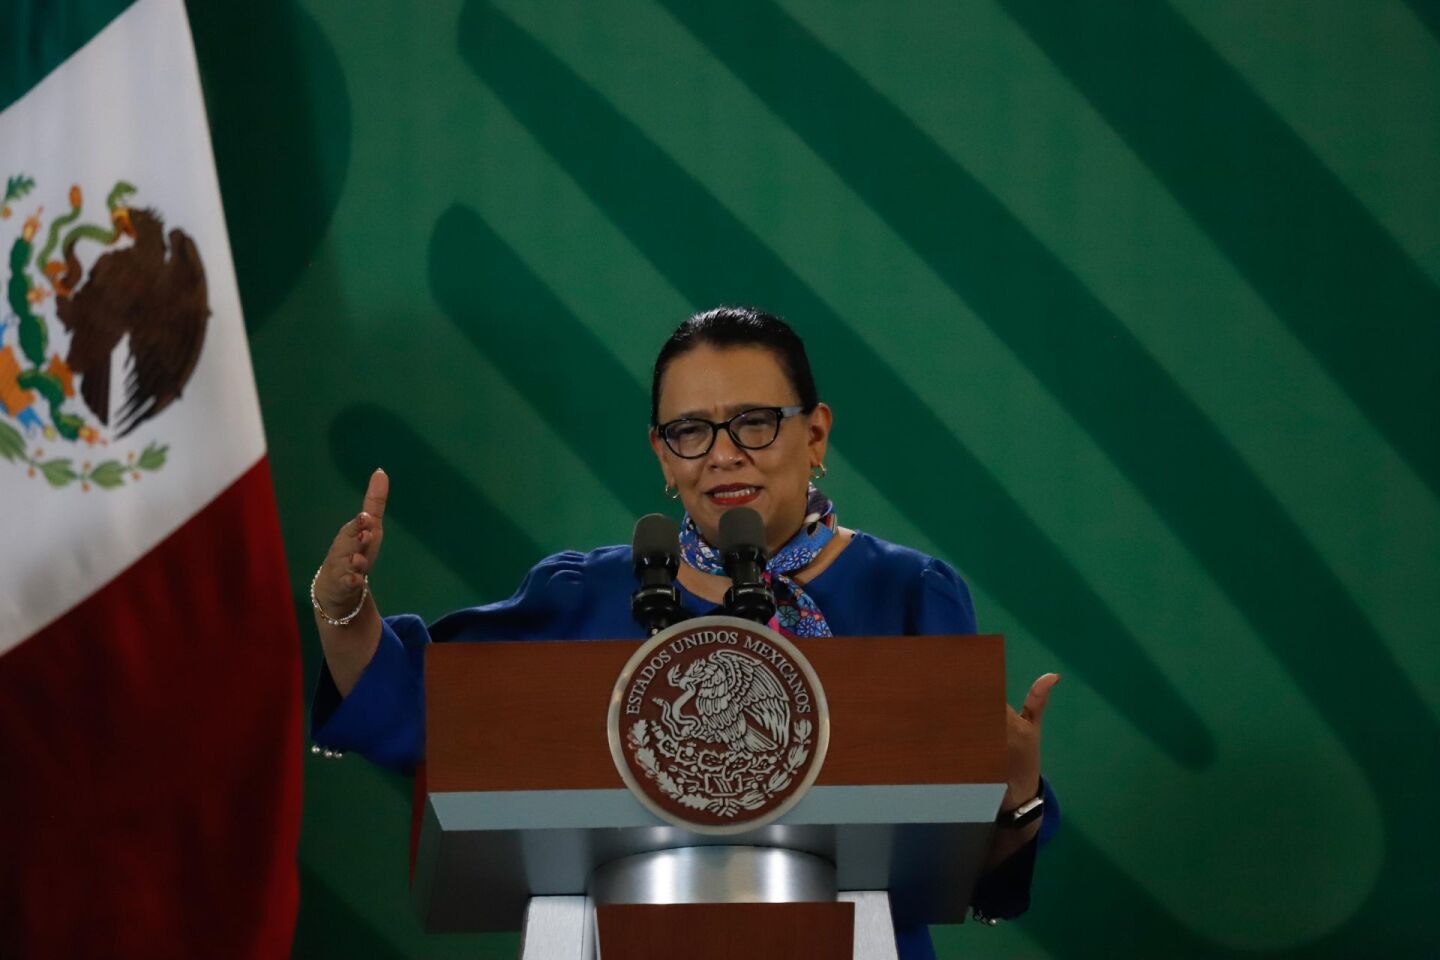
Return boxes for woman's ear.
[649,427,669,477]
[807,402,833,461]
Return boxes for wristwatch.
[996,781,1045,829]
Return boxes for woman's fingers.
[359,519,383,557]
[350,470,388,560]
[1020,672,1061,726]
[331,520,383,571]
[334,521,378,553]
[313,470,389,616]
[325,548,366,581]
[329,498,388,565]
[362,468,389,522]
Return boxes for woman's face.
[651,344,832,555]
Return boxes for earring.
[810,463,828,482]
[664,481,680,500]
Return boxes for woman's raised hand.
[315,469,389,618]
[314,469,388,697]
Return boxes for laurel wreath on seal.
[627,717,814,819]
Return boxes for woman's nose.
[706,426,746,464]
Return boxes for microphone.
[719,507,776,625]
[631,514,683,635]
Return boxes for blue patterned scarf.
[678,485,837,637]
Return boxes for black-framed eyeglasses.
[655,405,806,459]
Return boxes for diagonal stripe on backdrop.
[427,205,657,521]
[1020,827,1429,960]
[291,865,412,960]
[455,0,1213,768]
[995,0,1440,501]
[330,403,543,603]
[1402,0,1440,46]
[189,0,352,334]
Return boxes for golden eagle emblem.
[0,176,208,490]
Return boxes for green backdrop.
[11,1,1440,956]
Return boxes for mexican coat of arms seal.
[0,176,207,489]
[608,615,830,834]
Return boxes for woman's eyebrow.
[670,402,773,420]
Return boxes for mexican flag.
[0,0,302,955]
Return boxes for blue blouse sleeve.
[309,552,590,772]
[914,558,978,636]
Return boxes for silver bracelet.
[311,566,368,626]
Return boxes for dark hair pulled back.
[650,306,819,425]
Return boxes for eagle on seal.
[54,204,208,437]
[657,650,791,753]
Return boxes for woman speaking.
[310,306,1060,956]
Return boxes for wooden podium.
[412,632,1007,959]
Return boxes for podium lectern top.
[414,632,1007,932]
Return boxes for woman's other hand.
[981,671,1060,870]
[1004,672,1060,811]
[314,469,388,696]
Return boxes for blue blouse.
[311,531,1055,960]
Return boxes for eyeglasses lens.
[730,409,780,448]
[665,421,712,458]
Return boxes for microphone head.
[718,507,774,624]
[632,513,680,572]
[718,507,767,559]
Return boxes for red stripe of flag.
[0,456,301,958]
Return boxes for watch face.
[1003,795,1044,828]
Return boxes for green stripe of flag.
[0,0,135,113]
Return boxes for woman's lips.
[707,485,761,506]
